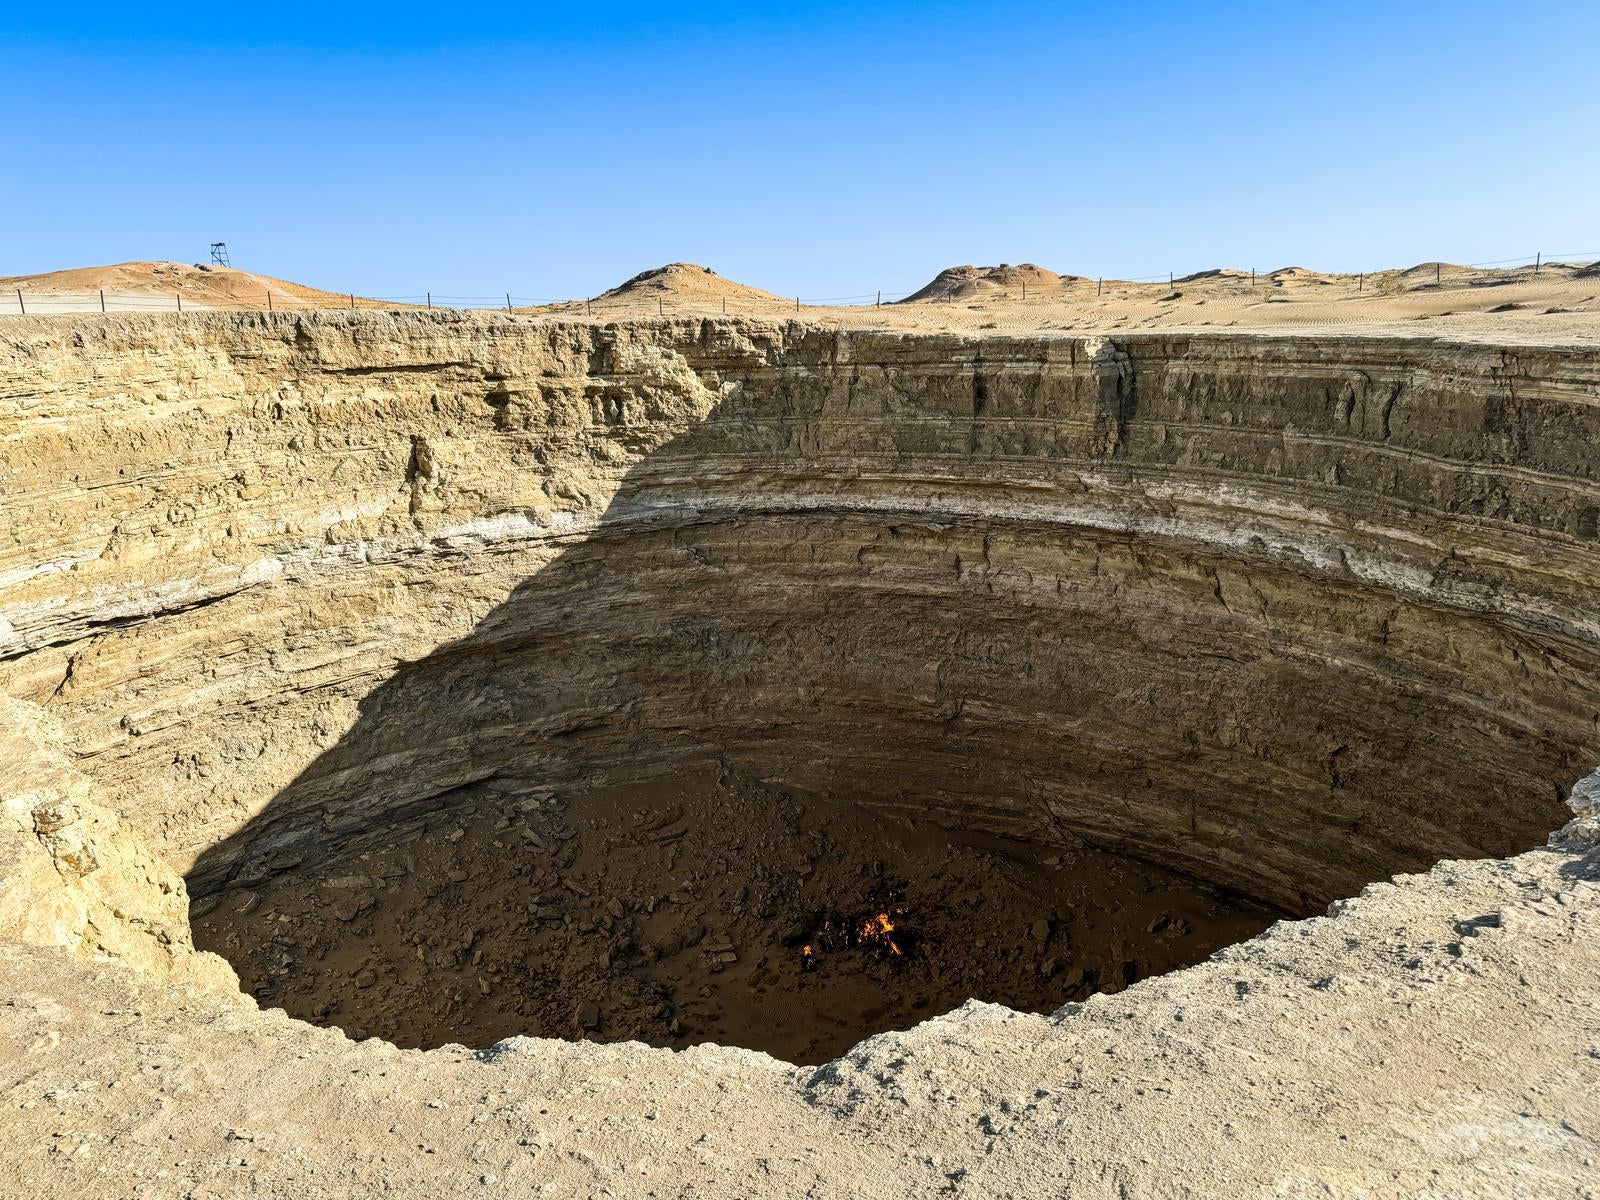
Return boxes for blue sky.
[3,1,1597,299]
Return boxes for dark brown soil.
[191,766,1279,1064]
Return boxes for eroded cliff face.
[1,312,1597,920]
[0,696,238,995]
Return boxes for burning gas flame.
[861,912,903,956]
[798,908,907,969]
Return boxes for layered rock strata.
[2,313,1596,910]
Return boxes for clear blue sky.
[4,1,1596,299]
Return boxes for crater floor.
[192,767,1276,1062]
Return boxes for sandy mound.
[1175,268,1251,283]
[9,254,1600,335]
[1265,266,1339,285]
[901,263,1076,302]
[0,261,375,309]
[596,263,787,305]
[1391,261,1474,286]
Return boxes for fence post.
[427,291,432,309]
[658,298,663,317]
[176,293,182,314]
[1435,263,1441,285]
[795,296,800,312]
[876,290,881,307]
[1250,268,1255,286]
[1535,251,1542,275]
[100,289,106,313]
[350,293,355,310]
[587,298,592,317]
[1097,278,1102,296]
[1169,271,1173,288]
[1358,272,1364,291]
[722,297,726,314]
[506,293,512,314]
[267,290,273,312]
[16,289,24,315]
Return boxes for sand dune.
[539,258,1600,343]
[6,256,1599,343]
[0,261,389,312]
[901,262,1078,302]
[598,263,787,305]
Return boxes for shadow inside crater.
[185,377,1592,1057]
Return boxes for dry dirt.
[594,262,791,308]
[191,766,1273,1063]
[8,256,1600,347]
[0,260,392,312]
[531,256,1600,346]
[902,262,1075,301]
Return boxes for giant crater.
[3,313,1598,1169]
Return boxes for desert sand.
[0,260,392,313]
[7,256,1600,345]
[543,257,1600,345]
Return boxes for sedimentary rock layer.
[2,313,1598,914]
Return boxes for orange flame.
[862,913,903,956]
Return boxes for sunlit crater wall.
[1,312,1596,914]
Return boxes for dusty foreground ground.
[5,803,1597,1199]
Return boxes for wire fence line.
[5,249,1597,317]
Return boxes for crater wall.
[3,312,1600,1196]
[2,313,1598,911]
